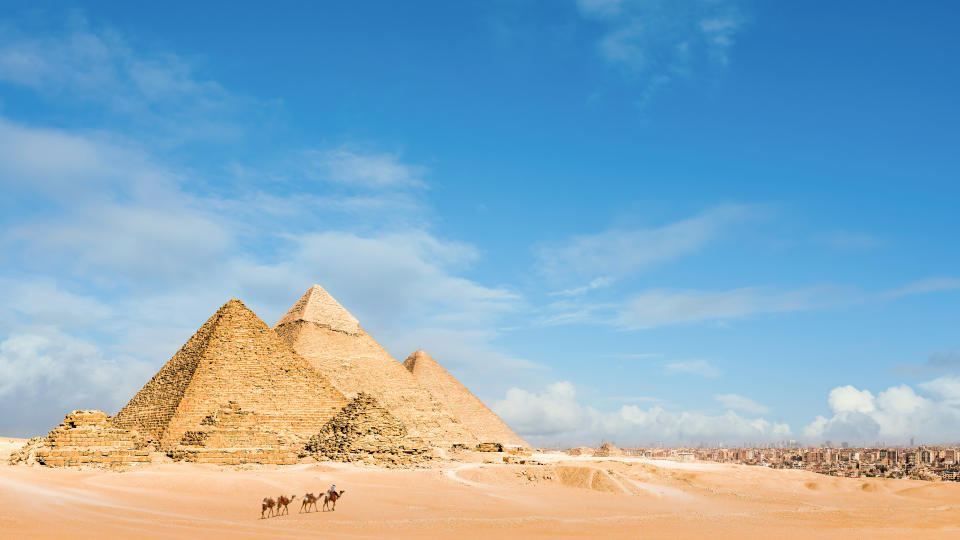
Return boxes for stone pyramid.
[113,298,348,450]
[273,285,475,447]
[403,350,528,448]
[305,392,429,465]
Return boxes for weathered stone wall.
[274,287,476,448]
[403,350,528,448]
[13,410,150,467]
[305,393,430,466]
[167,402,297,465]
[113,299,348,450]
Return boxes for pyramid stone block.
[403,350,528,448]
[274,285,475,447]
[14,410,151,468]
[167,402,298,465]
[305,392,429,465]
[113,298,348,450]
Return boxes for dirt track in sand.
[3,442,960,539]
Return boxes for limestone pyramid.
[305,392,429,464]
[113,298,348,450]
[403,350,528,448]
[273,285,475,447]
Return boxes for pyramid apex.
[275,285,360,335]
[402,350,440,374]
[218,298,255,314]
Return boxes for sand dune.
[3,451,960,539]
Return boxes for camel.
[323,490,345,512]
[276,494,296,516]
[261,497,276,519]
[299,493,319,513]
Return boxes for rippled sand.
[2,441,959,539]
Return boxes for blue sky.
[1,1,958,446]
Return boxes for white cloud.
[536,204,757,281]
[665,360,720,378]
[614,286,832,329]
[918,376,960,404]
[0,20,259,140]
[11,204,233,282]
[0,117,171,198]
[548,276,613,297]
[494,382,586,437]
[0,330,154,409]
[803,378,960,444]
[0,330,155,437]
[827,385,875,414]
[575,0,746,103]
[608,396,662,403]
[883,278,960,299]
[543,276,960,331]
[493,380,791,446]
[714,393,768,414]
[0,278,112,328]
[304,148,426,189]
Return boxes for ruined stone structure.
[305,392,430,466]
[167,402,297,465]
[594,442,624,457]
[12,410,150,467]
[113,298,348,451]
[274,285,475,447]
[403,350,528,448]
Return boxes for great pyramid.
[403,350,528,448]
[273,285,476,447]
[113,298,348,450]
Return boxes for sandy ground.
[3,443,960,539]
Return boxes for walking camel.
[261,497,276,519]
[299,493,319,513]
[276,494,296,516]
[323,490,345,512]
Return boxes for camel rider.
[329,484,337,498]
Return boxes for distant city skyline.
[0,1,958,445]
[613,443,960,483]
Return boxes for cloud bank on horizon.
[0,2,958,445]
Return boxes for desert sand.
[3,440,960,539]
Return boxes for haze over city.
[1,0,958,450]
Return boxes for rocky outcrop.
[305,393,430,466]
[476,442,504,452]
[8,437,45,465]
[10,410,149,467]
